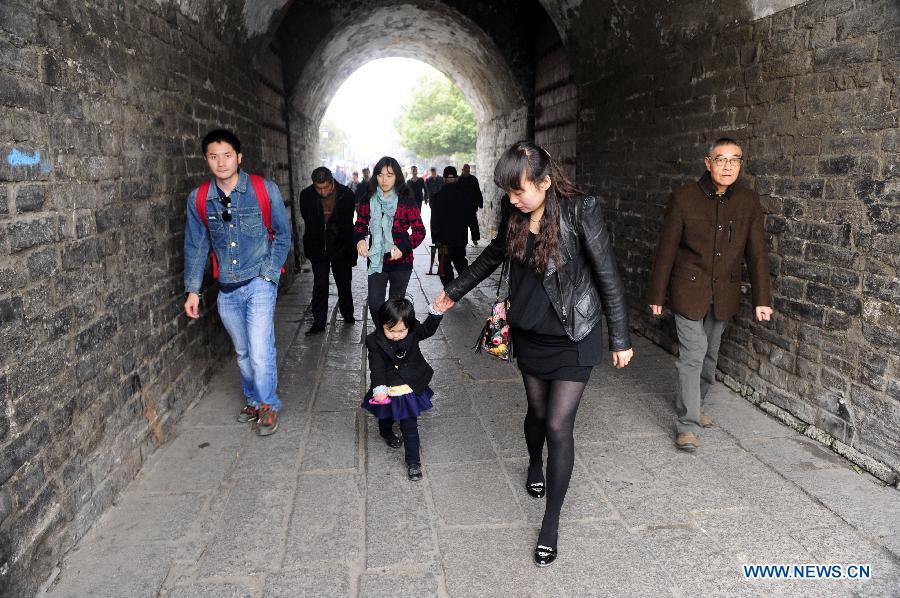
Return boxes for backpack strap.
[249,174,273,241]
[195,180,219,279]
[249,173,285,274]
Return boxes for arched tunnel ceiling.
[288,3,526,125]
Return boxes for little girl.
[362,297,443,480]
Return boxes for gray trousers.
[674,308,728,434]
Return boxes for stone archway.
[277,3,545,237]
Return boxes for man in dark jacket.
[299,167,358,334]
[458,163,483,245]
[647,137,773,452]
[355,167,371,204]
[430,166,474,285]
[407,165,427,208]
[424,167,443,204]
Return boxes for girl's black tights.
[379,417,420,465]
[521,373,587,548]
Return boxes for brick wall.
[0,1,291,595]
[571,0,899,482]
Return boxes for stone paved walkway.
[40,239,900,598]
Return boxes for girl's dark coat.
[366,313,442,393]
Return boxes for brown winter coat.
[647,172,773,321]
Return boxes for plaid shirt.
[354,194,425,271]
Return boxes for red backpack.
[195,174,282,279]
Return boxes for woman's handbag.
[473,259,514,362]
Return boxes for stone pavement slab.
[40,245,900,597]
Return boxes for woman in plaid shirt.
[354,156,426,326]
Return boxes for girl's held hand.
[612,348,633,369]
[390,245,402,260]
[649,304,663,316]
[357,240,368,257]
[435,292,456,312]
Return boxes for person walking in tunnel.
[425,166,444,203]
[459,163,484,245]
[362,298,445,481]
[430,166,474,286]
[349,170,361,195]
[299,166,358,335]
[183,129,292,436]
[647,137,773,452]
[435,141,633,567]
[354,156,426,326]
[407,165,427,208]
[355,167,371,204]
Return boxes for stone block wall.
[571,0,899,482]
[0,1,291,595]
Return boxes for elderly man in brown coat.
[648,137,773,451]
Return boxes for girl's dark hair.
[378,298,416,330]
[493,140,583,273]
[366,156,413,202]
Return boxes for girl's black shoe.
[534,543,557,567]
[381,433,402,449]
[526,481,545,498]
[407,463,423,481]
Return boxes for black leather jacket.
[444,195,632,351]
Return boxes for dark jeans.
[367,268,412,326]
[469,212,480,243]
[311,259,354,327]
[379,417,420,465]
[438,246,469,286]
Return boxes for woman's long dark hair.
[494,141,583,273]
[366,156,413,202]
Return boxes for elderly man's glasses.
[710,156,743,168]
[219,196,232,222]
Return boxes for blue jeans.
[217,277,281,411]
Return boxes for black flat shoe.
[305,325,326,336]
[407,463,422,481]
[534,543,557,567]
[526,481,545,498]
[381,433,402,449]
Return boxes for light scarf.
[367,186,398,275]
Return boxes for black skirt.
[513,324,603,383]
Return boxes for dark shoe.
[305,325,326,336]
[699,413,714,428]
[526,481,545,498]
[381,433,402,449]
[675,432,699,451]
[256,404,278,436]
[407,463,422,481]
[237,404,258,423]
[534,543,557,567]
[342,315,356,324]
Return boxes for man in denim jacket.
[183,129,292,436]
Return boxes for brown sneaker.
[675,432,699,451]
[699,413,714,428]
[237,404,258,423]
[256,404,278,436]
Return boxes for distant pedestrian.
[349,170,361,195]
[298,166,358,335]
[354,156,426,326]
[407,165,427,208]
[424,166,444,203]
[355,167,371,203]
[362,298,445,480]
[430,166,474,285]
[459,163,484,245]
[647,137,773,452]
[183,129,292,436]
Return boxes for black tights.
[379,417,420,465]
[522,373,587,547]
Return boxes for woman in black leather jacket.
[435,141,634,567]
